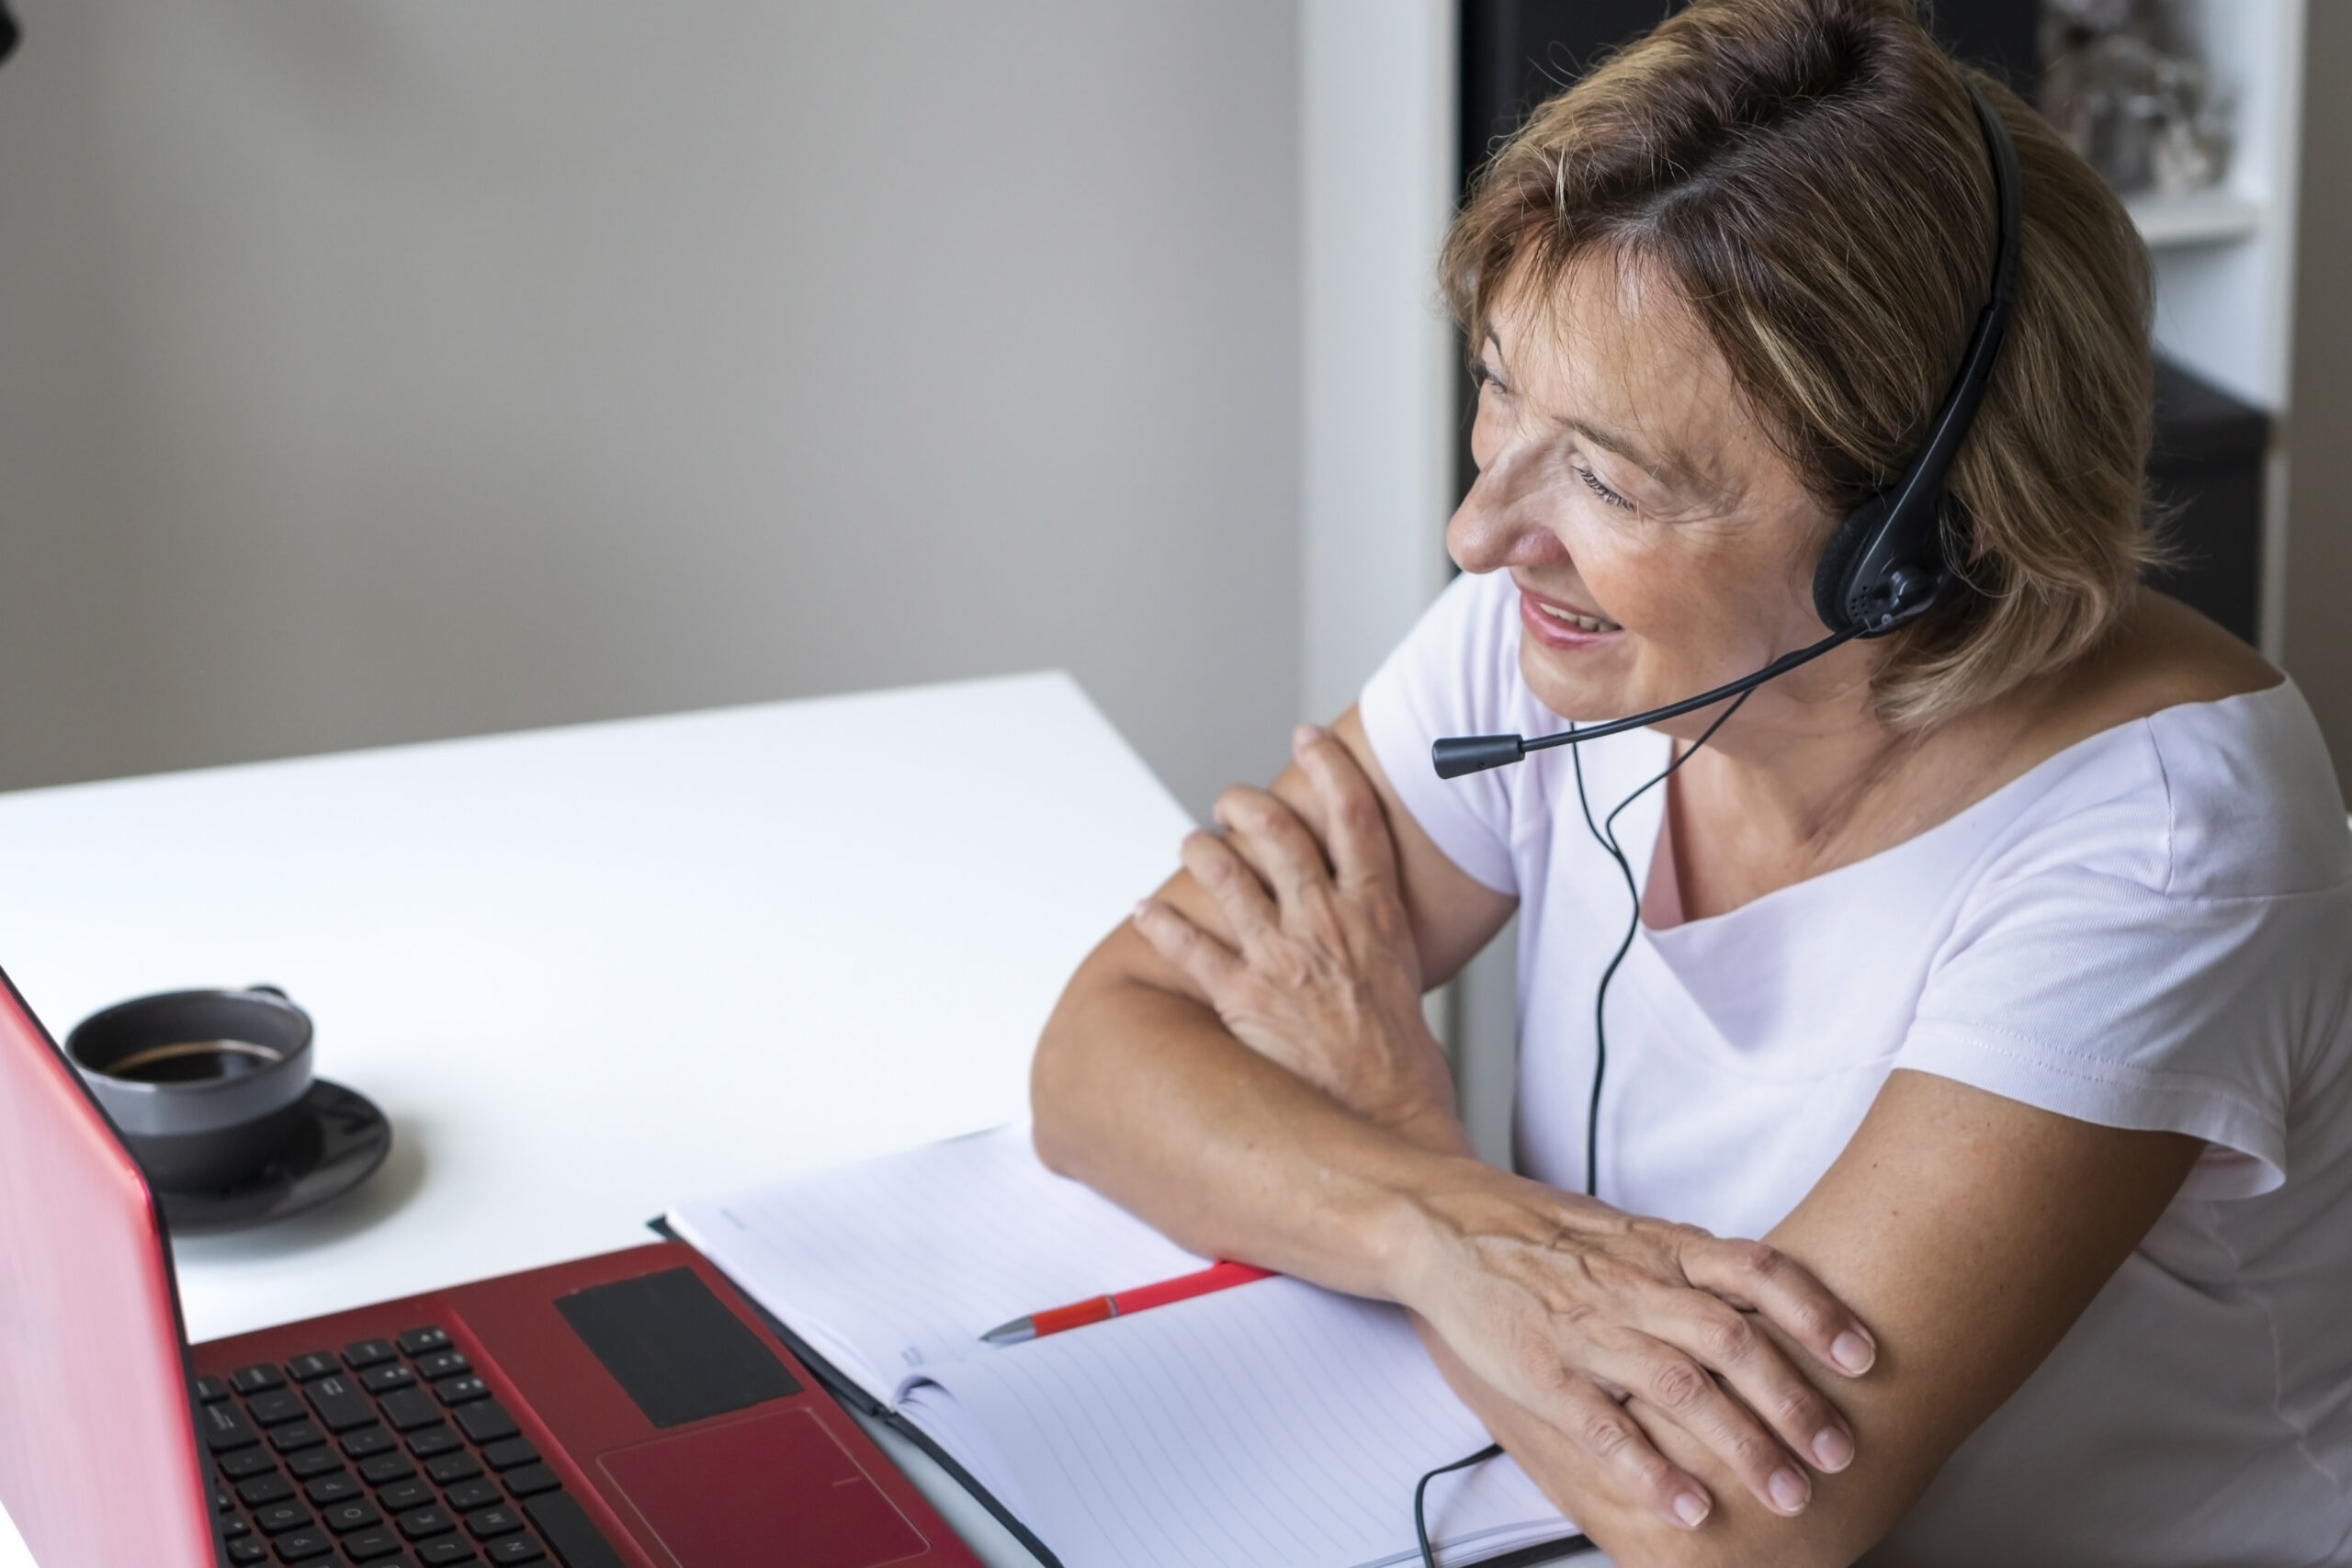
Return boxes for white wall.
[0,1,1301,818]
[1300,0,1457,724]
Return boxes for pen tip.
[979,1318,1035,1347]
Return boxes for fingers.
[1647,1288,1858,1492]
[1211,784,1338,911]
[1177,829,1283,957]
[1679,1233,1878,1382]
[1591,1315,1830,1516]
[1551,1379,1716,1532]
[1129,897,1246,1001]
[1289,724,1399,894]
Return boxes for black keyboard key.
[216,1487,235,1514]
[363,1362,418,1394]
[268,1421,325,1454]
[484,1538,544,1566]
[343,1527,407,1562]
[500,1464,560,1499]
[246,1389,308,1427]
[218,1447,277,1480]
[343,1425,399,1459]
[203,1400,260,1452]
[413,1349,470,1381]
[425,1452,482,1485]
[286,1447,345,1480]
[237,1473,296,1507]
[479,1439,538,1472]
[223,1517,251,1538]
[453,1400,518,1446]
[287,1351,341,1382]
[444,1479,502,1511]
[304,1472,362,1505]
[378,1388,442,1432]
[195,1374,232,1404]
[463,1506,525,1540]
[305,1372,378,1433]
[360,1453,418,1486]
[416,1540,479,1566]
[379,1480,435,1512]
[344,1339,398,1370]
[409,1425,464,1459]
[521,1494,627,1568]
[397,1326,452,1357]
[227,1539,269,1564]
[397,1506,457,1540]
[253,1501,311,1533]
[435,1374,491,1407]
[322,1499,384,1533]
[231,1363,286,1395]
[271,1528,334,1562]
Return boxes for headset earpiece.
[1811,487,1954,637]
[1810,494,1881,636]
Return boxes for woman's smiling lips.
[1517,584,1623,650]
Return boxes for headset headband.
[1812,78,2024,637]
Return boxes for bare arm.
[1031,708,1506,1282]
[1416,1071,2202,1567]
[1033,716,1882,1529]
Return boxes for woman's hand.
[1126,721,1876,1530]
[1396,1168,1874,1531]
[1130,724,1463,1146]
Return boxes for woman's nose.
[1447,468,1570,575]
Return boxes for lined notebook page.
[666,1124,1204,1402]
[907,1278,1572,1568]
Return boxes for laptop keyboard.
[198,1325,623,1568]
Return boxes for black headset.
[1430,78,2023,782]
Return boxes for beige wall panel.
[0,2,1300,818]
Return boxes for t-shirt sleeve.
[1900,863,2308,1200]
[1356,570,1529,897]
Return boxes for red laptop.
[0,970,984,1568]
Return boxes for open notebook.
[666,1124,1585,1568]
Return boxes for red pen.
[978,1260,1274,1346]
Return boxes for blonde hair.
[1442,0,2157,728]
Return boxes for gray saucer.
[157,1079,392,1236]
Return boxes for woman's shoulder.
[1974,594,2348,902]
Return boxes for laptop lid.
[0,970,216,1568]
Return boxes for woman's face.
[1449,257,1845,739]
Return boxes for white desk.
[0,672,1192,1568]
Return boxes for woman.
[1033,2,2352,1564]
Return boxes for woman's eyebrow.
[1486,326,1712,499]
[1574,415,1702,500]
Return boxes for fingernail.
[1832,1330,1876,1374]
[1769,1469,1809,1514]
[1812,1427,1854,1472]
[1672,1492,1709,1529]
[1292,723,1323,749]
[1131,900,1152,922]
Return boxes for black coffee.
[106,1039,283,1084]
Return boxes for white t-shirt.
[1359,567,2352,1566]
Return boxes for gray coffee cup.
[68,986,315,1192]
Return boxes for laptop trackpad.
[601,1407,930,1568]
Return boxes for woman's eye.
[1575,462,1634,511]
[1471,362,1505,394]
